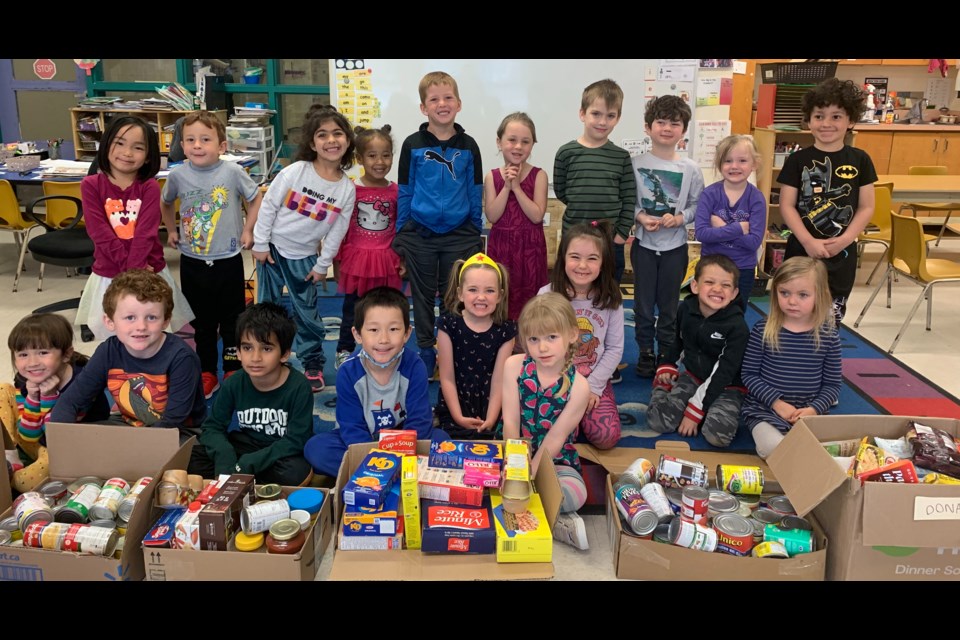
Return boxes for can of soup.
[658,454,708,489]
[716,465,765,495]
[668,516,718,552]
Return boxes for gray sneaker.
[553,512,589,550]
[335,351,352,370]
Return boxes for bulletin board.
[331,58,685,185]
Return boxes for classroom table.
[877,174,960,239]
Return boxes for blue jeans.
[256,244,326,369]
[631,241,688,355]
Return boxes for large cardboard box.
[769,415,960,581]
[329,440,561,580]
[143,484,333,581]
[579,441,828,581]
[0,422,11,514]
[0,422,184,581]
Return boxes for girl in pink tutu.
[335,125,403,370]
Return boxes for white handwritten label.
[914,497,960,520]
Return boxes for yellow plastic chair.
[0,180,40,292]
[858,182,936,285]
[41,181,84,229]
[856,212,960,353]
[897,166,959,246]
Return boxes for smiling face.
[564,236,602,295]
[579,98,621,146]
[458,266,501,321]
[182,121,227,168]
[311,118,349,165]
[645,117,686,151]
[108,125,148,180]
[352,305,411,368]
[691,264,738,316]
[497,120,535,166]
[808,104,852,151]
[359,136,393,183]
[104,294,170,359]
[720,141,757,186]
[420,83,462,130]
[14,346,71,385]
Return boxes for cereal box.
[343,484,401,536]
[420,497,495,554]
[490,490,552,563]
[428,436,503,470]
[342,449,403,508]
[401,455,421,550]
[416,455,484,506]
[338,519,405,551]
[378,430,417,456]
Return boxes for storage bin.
[760,62,838,85]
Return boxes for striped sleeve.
[16,390,58,442]
[809,329,842,415]
[740,320,783,407]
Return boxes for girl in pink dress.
[335,125,402,369]
[484,113,549,321]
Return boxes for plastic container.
[234,531,264,552]
[287,488,323,520]
[759,62,838,84]
[290,509,311,531]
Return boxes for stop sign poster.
[33,59,57,80]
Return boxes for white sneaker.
[553,512,589,550]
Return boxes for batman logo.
[835,165,858,179]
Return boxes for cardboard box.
[769,415,960,581]
[330,440,561,580]
[143,485,333,581]
[0,422,184,581]
[491,491,552,563]
[579,441,828,581]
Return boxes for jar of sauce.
[265,518,305,555]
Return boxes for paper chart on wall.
[657,62,696,83]
[696,77,720,106]
[333,59,384,180]
[692,120,731,169]
[924,76,953,109]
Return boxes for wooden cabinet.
[853,131,893,174]
[888,132,960,173]
[69,108,226,162]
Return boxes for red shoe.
[304,368,325,393]
[202,372,220,400]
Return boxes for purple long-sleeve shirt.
[694,181,766,270]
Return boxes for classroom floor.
[2,224,958,581]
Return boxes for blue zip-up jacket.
[397,122,483,234]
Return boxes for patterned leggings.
[578,381,621,449]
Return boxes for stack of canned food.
[0,475,152,559]
[613,455,815,559]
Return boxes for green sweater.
[198,367,313,476]
[553,140,637,240]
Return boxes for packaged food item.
[428,436,503,470]
[343,449,403,508]
[820,439,861,457]
[908,422,960,479]
[924,472,960,485]
[401,454,421,550]
[377,429,417,455]
[858,458,919,485]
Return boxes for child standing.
[554,79,636,284]
[632,95,705,378]
[647,255,749,447]
[538,222,623,450]
[502,292,591,550]
[435,253,516,440]
[2,314,111,493]
[50,269,206,445]
[189,303,314,485]
[741,257,841,459]
[304,287,449,477]
[778,78,877,324]
[160,111,263,399]
[77,115,194,341]
[252,105,357,393]
[335,125,402,370]
[484,112,548,321]
[694,134,766,311]
[392,71,484,379]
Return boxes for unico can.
[614,481,658,536]
[716,465,765,495]
[621,458,656,487]
[89,477,130,521]
[713,513,755,556]
[658,454,708,489]
[668,517,717,552]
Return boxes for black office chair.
[24,193,95,314]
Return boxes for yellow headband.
[459,252,502,283]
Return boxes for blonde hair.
[713,134,762,174]
[443,257,510,325]
[764,257,834,351]
[517,293,578,396]
[418,71,460,103]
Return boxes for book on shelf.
[155,83,195,111]
[78,96,123,107]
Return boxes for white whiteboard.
[332,59,664,186]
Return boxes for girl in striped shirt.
[740,257,842,459]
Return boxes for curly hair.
[295,104,356,170]
[102,269,174,321]
[801,78,866,124]
[644,94,692,130]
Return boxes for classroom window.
[279,59,330,86]
[101,60,177,83]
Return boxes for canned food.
[240,498,291,535]
[766,495,796,516]
[736,494,760,517]
[749,517,765,543]
[614,482,658,536]
[664,487,683,515]
[89,477,130,521]
[113,535,125,560]
[88,519,117,530]
[56,483,101,523]
[67,476,103,494]
[752,508,783,527]
[14,491,53,532]
[681,486,709,524]
[621,457,656,488]
[653,518,674,544]
[707,490,740,521]
[716,465,764,495]
[713,513,755,556]
[0,530,10,546]
[764,523,814,556]
[61,523,118,556]
[0,515,21,541]
[117,477,152,522]
[37,480,69,504]
[752,540,789,559]
[255,483,282,502]
[658,454,708,489]
[640,482,673,523]
[668,517,718,552]
[779,515,812,531]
